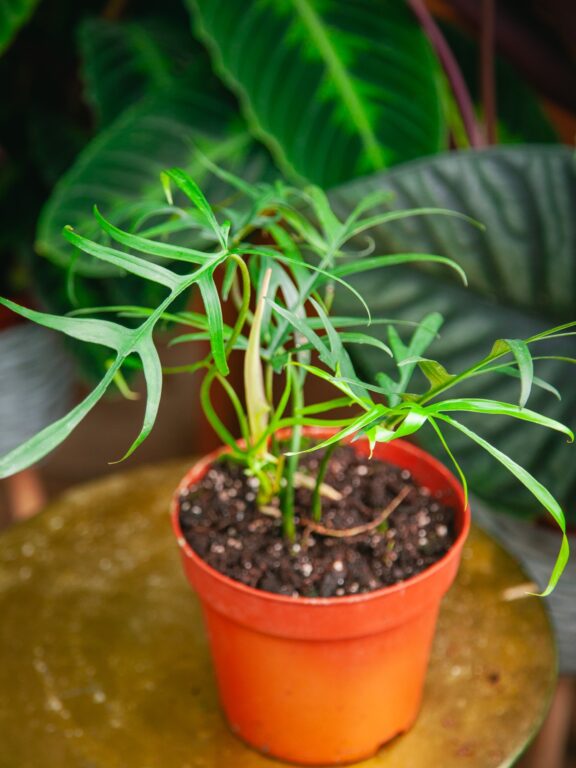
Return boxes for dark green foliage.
[188,0,445,185]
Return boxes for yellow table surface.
[0,460,556,768]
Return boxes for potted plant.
[0,168,572,765]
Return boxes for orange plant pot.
[171,429,470,766]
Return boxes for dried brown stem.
[301,486,411,539]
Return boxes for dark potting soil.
[179,445,457,598]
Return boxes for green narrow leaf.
[306,186,343,241]
[427,416,469,507]
[343,207,483,241]
[362,410,428,452]
[63,226,180,289]
[428,399,574,441]
[114,338,163,462]
[0,298,130,349]
[309,297,343,362]
[384,313,445,405]
[478,364,561,401]
[502,338,534,408]
[298,396,353,416]
[285,406,388,455]
[197,272,229,376]
[339,332,392,356]
[268,300,332,366]
[162,168,226,248]
[330,147,576,520]
[93,207,211,264]
[418,360,454,388]
[294,362,372,409]
[331,253,468,287]
[437,414,569,595]
[0,365,118,478]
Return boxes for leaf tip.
[160,172,173,205]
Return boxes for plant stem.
[311,442,337,522]
[481,0,497,143]
[281,367,302,541]
[226,254,251,356]
[407,0,485,148]
[266,363,280,457]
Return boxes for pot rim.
[171,428,470,607]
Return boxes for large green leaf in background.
[36,95,256,277]
[78,17,226,129]
[330,145,576,521]
[35,17,266,377]
[0,0,40,53]
[188,0,446,187]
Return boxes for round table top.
[0,460,556,768]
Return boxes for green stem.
[215,373,251,443]
[311,442,337,522]
[225,254,251,356]
[418,350,508,406]
[280,367,302,541]
[380,345,522,434]
[200,369,244,453]
[265,363,279,457]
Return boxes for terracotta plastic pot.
[171,428,470,765]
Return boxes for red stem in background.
[407,0,485,148]
[481,0,497,144]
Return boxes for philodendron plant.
[0,166,572,594]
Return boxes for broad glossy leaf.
[0,0,39,54]
[188,0,445,185]
[78,18,214,127]
[331,145,576,520]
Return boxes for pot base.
[205,599,438,765]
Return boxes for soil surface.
[179,445,457,598]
